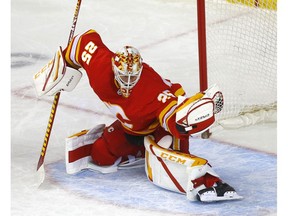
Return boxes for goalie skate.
[196,181,243,203]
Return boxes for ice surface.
[10,0,281,215]
[44,140,276,216]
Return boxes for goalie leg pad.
[144,136,242,202]
[66,121,146,174]
[65,124,105,174]
[144,136,209,195]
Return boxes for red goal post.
[197,0,277,130]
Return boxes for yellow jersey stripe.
[74,37,82,65]
[173,137,180,150]
[174,87,185,97]
[159,100,177,127]
[159,101,178,133]
[164,106,178,133]
[176,92,204,113]
[65,39,76,67]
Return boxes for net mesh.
[203,0,277,123]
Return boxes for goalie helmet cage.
[196,0,277,129]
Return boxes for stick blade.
[37,155,44,171]
[35,164,45,187]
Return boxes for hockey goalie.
[33,29,242,202]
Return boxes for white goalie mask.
[112,46,143,98]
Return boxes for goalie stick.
[36,0,82,185]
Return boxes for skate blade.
[200,191,243,203]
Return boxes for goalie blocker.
[33,46,82,97]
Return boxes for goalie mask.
[112,46,143,98]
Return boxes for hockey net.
[198,0,277,129]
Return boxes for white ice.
[9,0,286,215]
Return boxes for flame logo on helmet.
[114,47,141,73]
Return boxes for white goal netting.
[202,0,277,128]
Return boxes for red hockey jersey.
[64,29,186,138]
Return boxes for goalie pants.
[91,120,189,166]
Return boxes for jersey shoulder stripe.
[64,29,100,68]
[159,100,177,132]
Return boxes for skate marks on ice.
[46,140,276,216]
[11,52,49,68]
